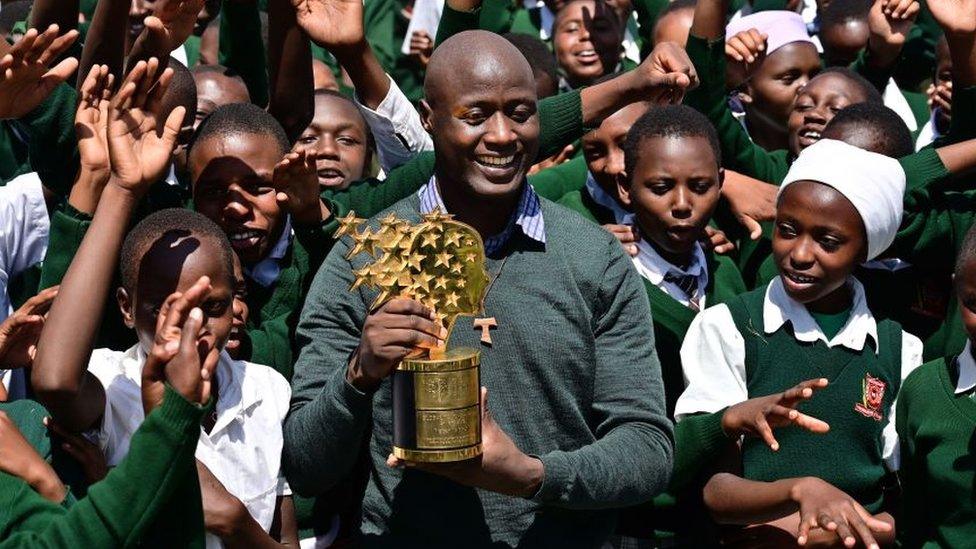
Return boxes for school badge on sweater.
[854,373,886,421]
[336,209,490,463]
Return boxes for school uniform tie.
[664,271,700,310]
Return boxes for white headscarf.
[779,139,906,261]
[726,11,814,55]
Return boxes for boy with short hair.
[679,139,923,547]
[30,59,299,547]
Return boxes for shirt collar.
[585,171,633,225]
[632,239,708,305]
[956,341,976,395]
[245,216,293,287]
[763,276,879,353]
[418,177,546,255]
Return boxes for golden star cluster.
[334,209,490,332]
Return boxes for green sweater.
[897,355,976,548]
[725,286,903,513]
[283,195,674,546]
[0,386,206,548]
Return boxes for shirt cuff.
[527,450,573,505]
[356,75,433,172]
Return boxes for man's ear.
[419,99,434,134]
[718,167,726,189]
[117,287,135,329]
[616,171,632,208]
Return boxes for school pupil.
[292,89,374,190]
[676,139,922,547]
[897,222,976,547]
[30,62,298,547]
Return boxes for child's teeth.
[478,155,514,166]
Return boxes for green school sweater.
[725,286,903,513]
[897,355,976,548]
[0,385,206,548]
[528,155,590,201]
[284,195,674,546]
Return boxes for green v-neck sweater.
[897,356,976,548]
[725,286,903,513]
[284,195,674,547]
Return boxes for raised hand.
[388,388,544,497]
[75,64,114,184]
[106,57,186,193]
[290,0,365,51]
[144,0,207,52]
[0,25,79,120]
[722,378,830,451]
[703,226,735,256]
[603,223,639,256]
[408,30,434,68]
[273,150,331,226]
[791,477,892,548]
[0,286,58,369]
[867,0,919,65]
[637,42,699,105]
[141,276,217,412]
[347,298,446,392]
[928,0,976,35]
[721,170,778,241]
[725,28,766,64]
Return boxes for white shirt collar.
[631,238,708,307]
[956,341,976,395]
[523,0,555,39]
[585,171,633,225]
[246,216,293,287]
[763,276,880,353]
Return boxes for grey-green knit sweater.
[283,193,673,548]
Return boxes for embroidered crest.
[854,373,886,421]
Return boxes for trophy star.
[434,251,452,268]
[450,261,464,274]
[444,231,463,248]
[420,231,440,250]
[397,272,415,288]
[406,252,424,271]
[444,292,460,308]
[455,278,466,288]
[464,253,478,263]
[346,227,378,259]
[370,289,392,310]
[378,212,399,229]
[349,265,374,291]
[333,210,366,239]
[462,236,476,248]
[413,271,435,293]
[433,275,449,290]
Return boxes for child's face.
[956,260,976,350]
[225,252,250,359]
[772,181,866,310]
[618,135,721,264]
[742,42,821,134]
[293,94,370,190]
[553,0,614,87]
[193,73,250,130]
[583,102,648,194]
[190,133,287,267]
[119,235,235,356]
[787,72,872,156]
[820,20,870,67]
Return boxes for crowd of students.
[0,0,974,546]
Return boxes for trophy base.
[393,347,482,464]
[392,443,483,463]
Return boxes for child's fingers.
[754,412,779,451]
[846,511,880,549]
[159,277,211,335]
[24,25,58,65]
[132,57,160,109]
[832,517,857,547]
[159,105,186,145]
[9,28,37,66]
[37,29,78,67]
[796,511,815,545]
[146,67,175,120]
[19,286,59,316]
[40,58,79,92]
[854,503,893,532]
[198,346,220,402]
[791,411,830,434]
[780,378,829,407]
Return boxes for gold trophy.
[335,209,490,463]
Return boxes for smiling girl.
[674,139,923,548]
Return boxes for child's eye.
[336,135,360,146]
[298,135,317,145]
[649,182,672,194]
[776,222,797,237]
[690,180,714,193]
[818,236,842,251]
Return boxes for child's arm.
[126,0,206,70]
[929,0,976,145]
[32,59,186,433]
[197,461,299,546]
[0,410,67,503]
[684,0,790,184]
[0,26,78,122]
[268,0,314,143]
[219,0,270,107]
[849,0,919,92]
[75,0,128,87]
[28,0,79,36]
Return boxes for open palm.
[929,0,976,34]
[107,58,185,192]
[145,0,207,51]
[0,25,78,120]
[291,0,365,49]
[75,65,114,177]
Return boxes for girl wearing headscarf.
[675,140,923,548]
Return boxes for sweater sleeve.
[15,83,79,198]
[219,0,269,108]
[894,367,925,548]
[530,238,674,509]
[683,35,791,184]
[282,236,374,496]
[529,155,589,201]
[669,410,729,491]
[0,386,204,548]
[892,174,976,267]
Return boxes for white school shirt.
[915,109,944,152]
[88,345,292,547]
[355,75,434,173]
[674,277,923,470]
[247,216,293,287]
[0,173,48,399]
[584,171,633,225]
[631,238,708,309]
[955,341,976,395]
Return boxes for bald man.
[285,30,675,547]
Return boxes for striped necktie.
[664,271,700,309]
